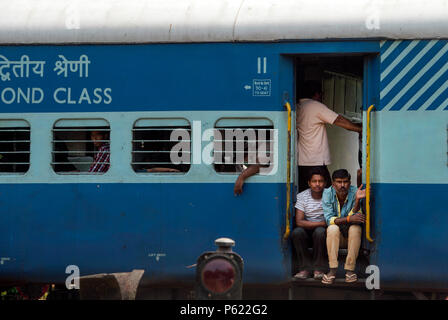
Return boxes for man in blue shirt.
[321,169,366,284]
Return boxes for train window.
[0,120,30,174]
[132,119,191,173]
[213,118,275,174]
[52,119,110,175]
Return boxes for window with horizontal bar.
[52,119,110,174]
[132,119,191,173]
[213,118,275,174]
[0,120,30,174]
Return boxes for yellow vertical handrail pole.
[283,101,292,241]
[366,104,375,242]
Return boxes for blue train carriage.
[0,0,447,299]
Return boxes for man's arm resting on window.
[234,164,261,195]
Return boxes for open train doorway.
[295,55,364,190]
[291,54,371,285]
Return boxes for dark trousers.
[298,165,332,192]
[291,226,328,272]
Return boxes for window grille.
[132,119,191,173]
[52,119,110,174]
[0,120,30,174]
[213,119,274,174]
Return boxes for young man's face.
[90,131,105,148]
[333,177,351,197]
[308,174,325,193]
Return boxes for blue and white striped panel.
[380,40,448,111]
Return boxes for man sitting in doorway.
[321,169,366,284]
[297,81,362,192]
[291,167,328,280]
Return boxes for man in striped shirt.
[291,167,328,280]
[89,131,110,173]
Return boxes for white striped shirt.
[295,188,325,222]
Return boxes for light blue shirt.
[322,185,359,225]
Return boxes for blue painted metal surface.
[0,41,377,113]
[0,183,289,284]
[370,183,448,289]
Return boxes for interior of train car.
[0,120,30,174]
[52,120,110,174]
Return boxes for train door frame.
[280,46,380,277]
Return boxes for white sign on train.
[0,54,113,105]
[253,79,271,96]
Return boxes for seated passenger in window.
[89,130,110,173]
[291,168,328,280]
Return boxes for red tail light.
[201,258,236,293]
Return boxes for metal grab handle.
[366,104,375,243]
[283,101,292,241]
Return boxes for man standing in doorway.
[297,81,362,192]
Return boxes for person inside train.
[321,169,366,284]
[296,81,362,192]
[89,130,110,173]
[291,167,328,280]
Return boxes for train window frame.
[213,118,275,175]
[51,118,111,175]
[0,119,31,175]
[131,118,191,174]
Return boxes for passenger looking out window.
[52,120,110,174]
[89,130,110,173]
[212,125,274,195]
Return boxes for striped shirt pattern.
[295,188,325,222]
[89,143,110,173]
